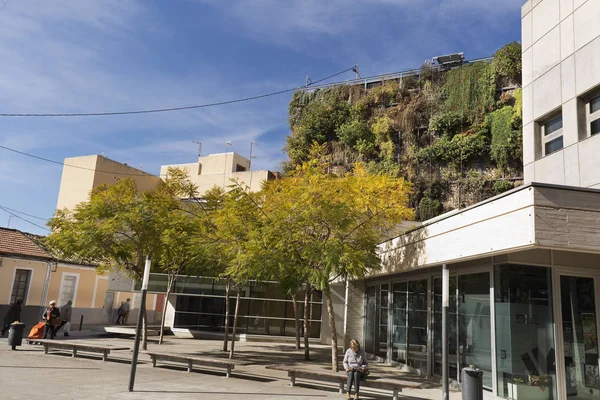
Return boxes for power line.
[0,67,355,118]
[0,206,50,221]
[0,204,50,232]
[0,145,158,177]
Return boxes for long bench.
[144,351,250,378]
[35,339,130,361]
[266,365,423,400]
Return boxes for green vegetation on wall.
[285,42,523,222]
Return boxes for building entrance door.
[557,274,600,399]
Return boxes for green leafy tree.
[46,178,166,350]
[262,144,413,371]
[494,41,522,85]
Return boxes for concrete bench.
[35,339,130,361]
[266,365,423,400]
[143,351,250,378]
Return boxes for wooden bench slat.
[36,340,129,362]
[143,351,248,378]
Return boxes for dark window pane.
[495,265,556,400]
[591,118,600,136]
[544,115,563,135]
[433,277,458,379]
[545,136,563,155]
[591,96,600,114]
[407,279,428,372]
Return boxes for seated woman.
[343,339,368,400]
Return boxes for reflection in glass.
[561,276,599,399]
[408,279,428,371]
[434,276,458,379]
[459,273,492,391]
[379,285,389,359]
[495,265,556,400]
[365,284,389,358]
[365,286,377,355]
[392,282,407,364]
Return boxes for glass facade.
[495,265,556,400]
[364,264,564,399]
[143,274,322,338]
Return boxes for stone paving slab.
[0,335,460,400]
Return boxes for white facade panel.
[532,26,561,80]
[535,151,566,184]
[573,0,587,10]
[573,0,600,50]
[522,11,534,50]
[559,0,574,20]
[523,122,536,165]
[524,163,535,184]
[560,14,575,59]
[523,84,534,125]
[532,0,561,43]
[578,134,600,187]
[522,47,534,87]
[562,144,580,186]
[560,55,576,102]
[562,97,579,146]
[575,36,600,95]
[533,64,562,119]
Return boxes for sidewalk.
[0,335,460,400]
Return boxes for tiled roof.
[0,227,52,260]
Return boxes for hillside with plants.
[284,42,523,221]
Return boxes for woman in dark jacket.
[42,300,61,339]
[2,299,22,336]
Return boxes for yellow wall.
[45,264,104,308]
[56,155,162,211]
[0,257,48,306]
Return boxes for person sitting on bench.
[343,339,368,400]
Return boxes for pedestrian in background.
[2,299,22,336]
[115,301,125,324]
[42,300,61,339]
[122,298,131,325]
[58,300,72,337]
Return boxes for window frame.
[9,268,33,305]
[540,112,564,157]
[57,272,80,307]
[586,93,600,137]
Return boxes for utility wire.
[0,145,157,177]
[0,206,50,221]
[0,67,355,117]
[0,204,51,232]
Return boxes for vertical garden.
[285,42,523,221]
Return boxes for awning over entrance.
[377,183,600,276]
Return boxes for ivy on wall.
[285,42,523,221]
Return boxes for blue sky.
[0,0,523,234]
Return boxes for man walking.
[43,300,61,339]
[59,300,73,337]
[122,298,131,325]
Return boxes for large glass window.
[169,276,322,338]
[588,94,600,137]
[391,282,407,364]
[364,284,388,358]
[540,112,563,156]
[495,265,556,400]
[408,279,428,371]
[434,276,458,379]
[459,272,492,391]
[560,276,600,399]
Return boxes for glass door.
[559,274,600,399]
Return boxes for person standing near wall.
[1,299,22,336]
[59,300,72,337]
[122,298,131,325]
[42,300,61,340]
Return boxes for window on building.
[540,112,563,156]
[10,269,31,305]
[587,94,600,137]
[235,164,247,172]
[58,274,78,306]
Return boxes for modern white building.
[340,1,600,399]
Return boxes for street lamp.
[128,255,151,392]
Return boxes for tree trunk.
[159,274,174,345]
[222,279,231,352]
[324,285,339,372]
[303,288,311,361]
[229,287,241,359]
[292,293,300,351]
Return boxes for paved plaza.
[0,332,457,400]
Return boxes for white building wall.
[522,0,600,187]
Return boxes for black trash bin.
[8,322,25,350]
[461,366,483,400]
